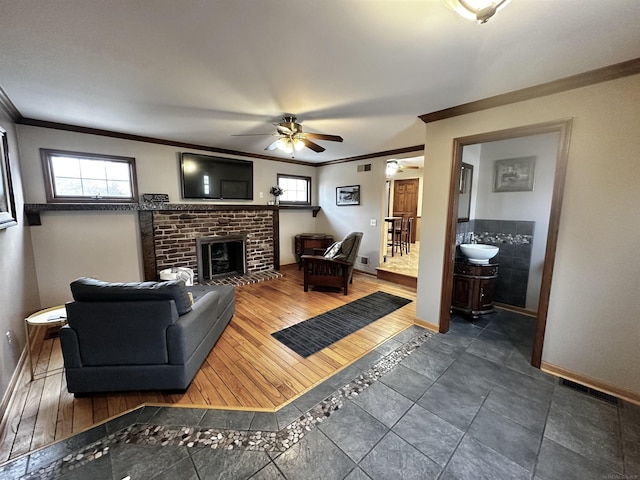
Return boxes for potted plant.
[269,186,284,205]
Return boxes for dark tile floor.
[3,309,639,480]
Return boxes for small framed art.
[493,156,536,192]
[336,185,360,206]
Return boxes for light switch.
[370,219,377,227]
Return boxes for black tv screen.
[180,153,253,200]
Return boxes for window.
[41,149,138,203]
[277,174,311,205]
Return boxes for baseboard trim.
[0,347,28,440]
[494,303,537,318]
[541,361,640,406]
[414,318,439,332]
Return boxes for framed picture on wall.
[336,185,360,206]
[0,127,17,229]
[493,156,536,192]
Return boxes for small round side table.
[25,305,67,381]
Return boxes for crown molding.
[318,145,425,167]
[0,85,21,121]
[17,117,424,166]
[16,117,318,166]
[419,57,640,124]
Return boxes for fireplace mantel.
[24,202,320,225]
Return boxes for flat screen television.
[180,153,253,200]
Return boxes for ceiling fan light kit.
[442,0,510,23]
[233,115,343,158]
[276,137,305,153]
[386,159,420,176]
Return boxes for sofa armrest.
[166,291,220,364]
[59,325,82,368]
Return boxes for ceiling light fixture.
[276,137,305,154]
[442,0,510,24]
[386,160,400,176]
[276,138,292,153]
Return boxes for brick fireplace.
[138,205,279,282]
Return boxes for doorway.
[392,178,419,243]
[439,119,573,367]
[377,158,424,287]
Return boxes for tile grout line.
[17,330,433,480]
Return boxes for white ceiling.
[1,1,639,164]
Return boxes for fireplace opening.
[197,235,247,281]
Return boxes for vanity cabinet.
[451,262,498,319]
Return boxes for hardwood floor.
[376,241,419,288]
[0,265,419,462]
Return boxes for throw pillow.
[323,241,343,259]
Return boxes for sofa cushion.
[70,277,193,315]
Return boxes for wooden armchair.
[302,232,363,295]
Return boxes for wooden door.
[392,178,419,243]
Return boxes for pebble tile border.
[457,231,533,246]
[18,330,432,479]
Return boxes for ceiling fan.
[233,115,343,156]
[387,159,420,173]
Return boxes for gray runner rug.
[272,291,412,358]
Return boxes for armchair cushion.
[323,232,359,262]
[70,277,192,315]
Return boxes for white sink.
[460,244,499,265]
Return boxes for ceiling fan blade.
[264,140,279,151]
[304,133,343,142]
[302,138,325,153]
[231,133,275,136]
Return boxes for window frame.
[277,174,312,206]
[41,148,139,203]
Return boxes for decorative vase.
[274,196,280,205]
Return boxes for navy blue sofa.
[59,278,235,395]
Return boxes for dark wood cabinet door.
[478,277,495,310]
[452,276,473,309]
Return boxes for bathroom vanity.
[451,261,498,319]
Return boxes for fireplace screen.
[197,235,247,280]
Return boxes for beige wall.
[316,158,387,274]
[417,74,640,395]
[0,113,40,404]
[17,125,318,304]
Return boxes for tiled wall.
[456,219,534,308]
